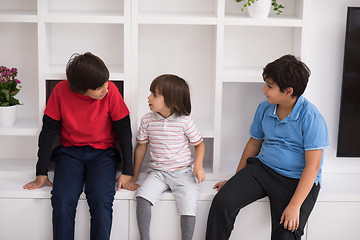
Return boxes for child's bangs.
[150,78,163,94]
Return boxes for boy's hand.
[117,174,139,191]
[193,165,206,183]
[213,180,227,191]
[23,175,53,190]
[280,203,300,232]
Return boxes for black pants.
[206,157,320,240]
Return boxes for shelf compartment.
[0,22,39,132]
[137,24,216,129]
[136,0,217,25]
[138,0,217,17]
[45,0,124,18]
[224,25,302,71]
[223,67,264,83]
[220,82,265,174]
[0,0,37,22]
[194,138,214,174]
[0,159,37,178]
[0,136,38,160]
[197,120,215,138]
[45,23,124,78]
[225,0,304,20]
[0,118,39,136]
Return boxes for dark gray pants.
[206,157,320,240]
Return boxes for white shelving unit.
[0,0,307,177]
[217,0,306,174]
[3,1,360,240]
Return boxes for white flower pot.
[248,0,271,18]
[0,105,17,127]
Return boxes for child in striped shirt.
[131,74,206,240]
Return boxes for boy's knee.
[86,186,115,203]
[51,194,79,212]
[87,193,114,208]
[272,228,302,240]
[211,191,230,209]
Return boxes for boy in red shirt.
[24,52,135,240]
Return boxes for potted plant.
[235,0,284,18]
[0,66,22,127]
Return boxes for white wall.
[303,0,360,174]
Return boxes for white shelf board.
[2,159,360,202]
[224,15,303,27]
[110,73,125,81]
[44,15,125,24]
[45,73,66,81]
[0,177,53,199]
[0,158,219,200]
[4,173,360,202]
[0,118,39,136]
[0,10,37,23]
[0,175,218,201]
[46,11,124,16]
[223,67,264,83]
[137,13,217,25]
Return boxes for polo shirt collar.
[266,95,304,121]
[152,112,180,120]
[288,95,304,120]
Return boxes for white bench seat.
[1,159,360,240]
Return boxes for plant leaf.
[1,89,10,101]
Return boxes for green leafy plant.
[235,0,285,15]
[0,66,22,106]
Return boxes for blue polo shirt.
[250,96,329,184]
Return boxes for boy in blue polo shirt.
[206,55,329,240]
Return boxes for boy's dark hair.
[66,52,109,94]
[262,54,311,97]
[150,74,191,116]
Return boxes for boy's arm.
[23,114,60,190]
[193,141,205,183]
[112,115,133,176]
[214,137,263,191]
[236,137,263,173]
[113,115,139,191]
[280,149,323,232]
[132,142,147,181]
